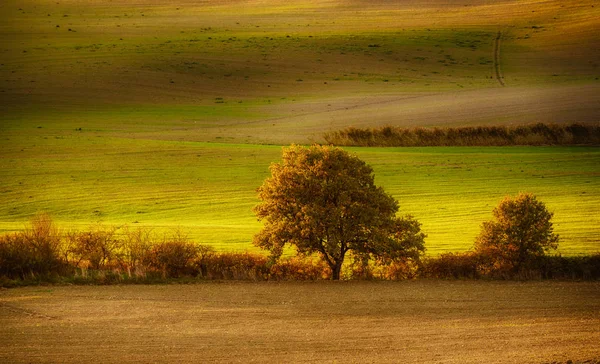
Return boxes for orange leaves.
[253,144,424,279]
[474,193,559,273]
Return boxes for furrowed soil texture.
[1,281,599,363]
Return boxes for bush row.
[1,215,599,286]
[323,123,600,147]
[422,252,600,280]
[0,216,335,284]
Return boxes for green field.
[1,0,599,255]
[1,128,598,255]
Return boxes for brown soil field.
[1,281,599,363]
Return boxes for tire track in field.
[0,301,58,320]
[236,92,441,126]
[494,31,505,86]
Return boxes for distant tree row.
[323,123,600,147]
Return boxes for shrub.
[420,252,600,281]
[193,243,217,278]
[377,260,422,280]
[534,254,600,280]
[269,256,331,280]
[474,193,559,274]
[422,252,482,279]
[24,213,66,276]
[0,214,67,279]
[120,226,155,278]
[65,225,121,271]
[203,252,269,280]
[344,254,421,280]
[145,231,202,278]
[0,233,33,279]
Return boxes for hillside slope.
[1,0,598,143]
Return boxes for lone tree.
[253,144,425,280]
[474,193,559,272]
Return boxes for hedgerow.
[323,123,600,147]
[1,214,598,286]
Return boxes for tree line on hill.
[323,123,600,147]
[1,145,599,286]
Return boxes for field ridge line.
[244,93,441,127]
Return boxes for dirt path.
[1,281,599,363]
[494,31,505,86]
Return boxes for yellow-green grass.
[1,128,598,256]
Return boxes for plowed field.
[1,281,599,363]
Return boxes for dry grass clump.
[0,214,68,280]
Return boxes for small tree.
[474,193,559,273]
[253,144,425,280]
[66,224,120,270]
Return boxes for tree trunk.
[331,261,343,280]
[330,246,347,280]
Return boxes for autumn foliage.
[253,144,425,280]
[424,193,566,279]
[474,193,559,274]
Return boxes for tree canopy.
[474,193,559,272]
[253,144,425,280]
